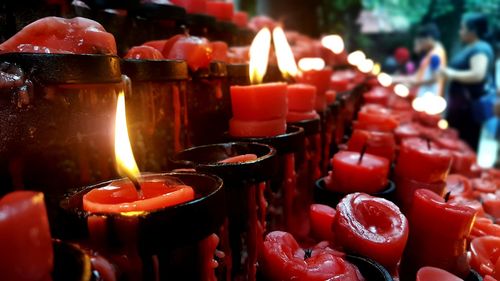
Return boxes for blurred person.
[440,13,495,150]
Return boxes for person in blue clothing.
[440,13,495,150]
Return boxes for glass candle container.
[188,61,229,146]
[121,59,189,172]
[0,53,123,200]
[60,172,227,281]
[171,142,277,281]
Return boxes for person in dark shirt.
[440,13,494,150]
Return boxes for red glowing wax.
[328,151,390,194]
[356,105,399,132]
[309,204,336,242]
[296,68,333,111]
[394,123,421,143]
[470,236,500,280]
[470,217,500,239]
[170,0,207,14]
[287,84,316,112]
[0,191,53,281]
[143,39,167,52]
[209,41,228,62]
[402,189,477,279]
[482,193,500,222]
[83,180,195,213]
[206,1,234,21]
[233,11,248,28]
[446,174,474,199]
[394,175,447,213]
[330,76,350,92]
[219,154,258,163]
[0,16,117,55]
[347,129,396,161]
[325,90,337,105]
[395,138,452,183]
[229,82,288,137]
[162,34,213,71]
[416,267,463,281]
[333,193,408,268]
[260,231,365,281]
[124,46,164,60]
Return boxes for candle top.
[402,137,452,157]
[334,150,389,168]
[414,189,477,217]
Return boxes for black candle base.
[465,270,482,281]
[345,255,393,281]
[314,177,396,207]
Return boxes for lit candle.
[296,57,332,112]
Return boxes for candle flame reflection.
[273,26,299,79]
[249,27,272,84]
[115,92,140,181]
[298,57,325,72]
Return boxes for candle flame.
[347,51,365,66]
[249,27,272,84]
[273,26,299,79]
[357,58,374,73]
[298,57,325,72]
[412,93,447,115]
[377,73,392,87]
[394,84,410,97]
[321,35,344,54]
[372,63,381,75]
[438,119,449,130]
[115,92,140,181]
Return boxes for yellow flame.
[347,51,365,66]
[438,119,449,130]
[377,73,392,87]
[272,27,299,79]
[372,63,381,75]
[394,84,410,97]
[249,27,272,84]
[298,57,325,72]
[358,58,374,73]
[321,35,344,54]
[115,92,140,180]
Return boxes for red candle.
[327,151,390,194]
[233,11,248,28]
[330,75,350,92]
[395,137,452,183]
[401,189,477,279]
[416,267,463,281]
[470,217,500,239]
[209,41,228,62]
[260,231,365,281]
[394,175,447,213]
[356,105,399,132]
[394,123,421,143]
[0,191,53,281]
[363,87,390,106]
[325,90,336,105]
[124,45,164,60]
[229,82,288,137]
[162,34,213,71]
[206,0,234,21]
[470,236,500,280]
[347,129,396,161]
[332,193,408,268]
[482,192,500,222]
[170,0,207,14]
[286,83,319,122]
[446,174,474,200]
[83,180,195,213]
[296,68,333,111]
[309,204,336,242]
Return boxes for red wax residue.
[199,233,220,281]
[0,17,117,54]
[83,181,195,214]
[470,236,500,280]
[416,267,463,281]
[162,34,213,71]
[309,204,336,242]
[260,231,365,281]
[333,193,408,268]
[0,191,54,281]
[219,154,258,163]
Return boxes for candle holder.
[227,63,250,86]
[465,270,482,281]
[0,53,122,199]
[170,142,277,281]
[228,126,306,236]
[122,58,189,172]
[314,177,396,207]
[59,172,227,281]
[184,13,216,38]
[52,239,93,281]
[188,61,229,146]
[345,255,393,281]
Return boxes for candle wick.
[129,176,144,199]
[358,143,368,165]
[425,138,431,150]
[444,191,451,202]
[304,249,313,260]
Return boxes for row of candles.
[0,12,499,281]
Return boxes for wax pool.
[83,180,195,213]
